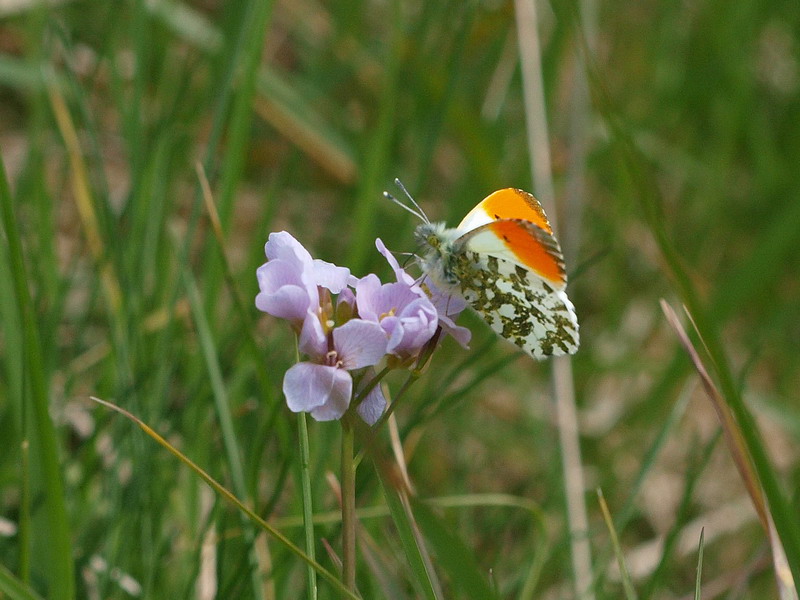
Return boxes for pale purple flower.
[375,237,417,286]
[283,319,388,422]
[355,368,387,425]
[355,273,438,360]
[256,231,471,426]
[375,238,471,349]
[422,280,471,348]
[255,231,353,325]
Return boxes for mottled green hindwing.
[450,251,579,359]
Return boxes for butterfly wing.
[457,188,553,234]
[461,217,567,289]
[449,219,579,358]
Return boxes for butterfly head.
[413,222,464,289]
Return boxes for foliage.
[1,0,799,597]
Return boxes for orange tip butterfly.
[386,180,579,360]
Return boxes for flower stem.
[340,415,357,591]
[298,412,318,600]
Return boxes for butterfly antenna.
[394,178,430,224]
[383,190,425,222]
[394,250,417,266]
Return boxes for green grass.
[1,0,800,598]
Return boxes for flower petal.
[333,319,388,370]
[265,231,313,265]
[387,297,438,357]
[353,274,383,321]
[426,278,468,316]
[437,313,471,348]
[376,238,416,285]
[255,255,318,321]
[310,371,352,421]
[337,286,356,311]
[312,259,354,293]
[356,374,387,425]
[256,284,314,322]
[283,363,352,421]
[336,286,357,323]
[298,311,327,358]
[423,280,471,348]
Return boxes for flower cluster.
[256,232,470,425]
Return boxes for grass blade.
[0,564,45,600]
[661,302,767,527]
[597,489,637,600]
[514,1,593,597]
[213,0,272,224]
[0,146,75,600]
[409,498,498,600]
[376,465,440,600]
[769,514,799,600]
[89,396,360,600]
[347,1,402,271]
[147,0,357,183]
[662,300,797,595]
[182,265,268,599]
[694,529,704,600]
[298,412,319,600]
[48,83,122,316]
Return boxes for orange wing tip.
[487,219,565,285]
[480,189,553,234]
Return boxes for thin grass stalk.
[341,417,357,591]
[298,412,318,600]
[597,489,638,600]
[47,83,121,316]
[662,302,798,596]
[694,529,705,600]
[202,0,274,311]
[19,438,30,585]
[563,0,597,267]
[195,163,278,403]
[272,493,547,530]
[514,1,594,597]
[160,0,273,376]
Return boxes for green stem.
[340,417,357,591]
[294,331,317,600]
[298,412,318,600]
[20,439,30,584]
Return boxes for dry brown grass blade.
[660,300,797,598]
[660,300,768,530]
[49,84,122,314]
[514,0,593,596]
[89,396,360,600]
[252,95,357,185]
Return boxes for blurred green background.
[1,0,799,598]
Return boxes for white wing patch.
[456,203,494,232]
[457,220,567,291]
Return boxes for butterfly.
[386,181,579,360]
